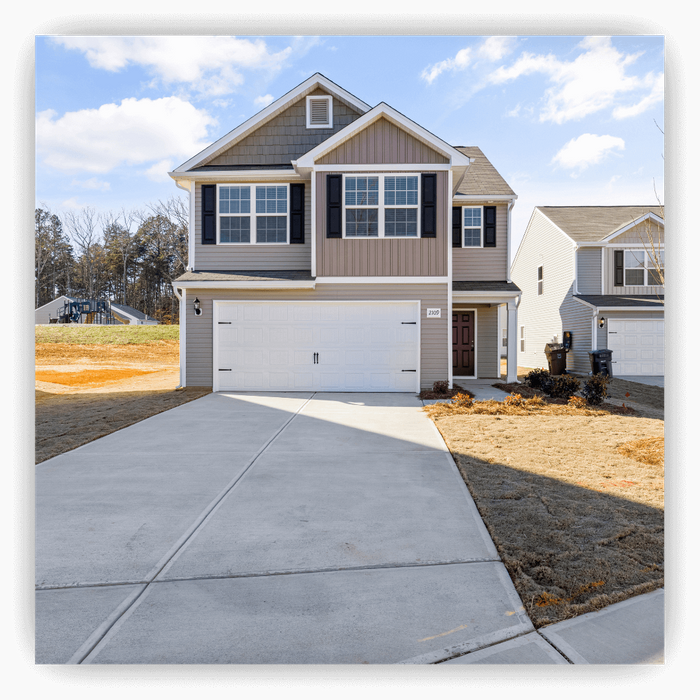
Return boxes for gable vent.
[306,95,332,129]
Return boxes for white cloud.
[551,133,625,173]
[70,177,110,191]
[421,37,518,85]
[254,94,274,109]
[59,197,89,210]
[51,36,292,97]
[489,36,661,123]
[144,159,175,183]
[36,97,217,174]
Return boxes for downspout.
[172,284,186,389]
[175,180,194,272]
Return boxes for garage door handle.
[313,353,319,364]
[401,322,416,325]
[218,321,232,324]
[402,369,416,372]
[219,368,232,371]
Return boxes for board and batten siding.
[184,284,449,389]
[510,208,576,370]
[315,171,448,277]
[452,203,509,281]
[192,180,312,270]
[316,117,449,165]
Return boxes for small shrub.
[567,396,588,410]
[504,393,526,407]
[542,375,581,399]
[432,380,449,395]
[451,392,474,408]
[581,374,610,405]
[524,368,550,389]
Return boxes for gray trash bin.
[589,349,613,377]
[545,343,568,375]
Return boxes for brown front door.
[453,311,475,376]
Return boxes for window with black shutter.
[201,184,216,245]
[614,250,624,286]
[289,183,305,244]
[452,206,462,247]
[326,174,343,238]
[421,173,437,238]
[483,206,497,247]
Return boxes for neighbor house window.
[502,328,508,348]
[218,184,289,244]
[463,206,482,247]
[343,174,420,238]
[538,266,543,295]
[520,326,525,352]
[624,249,665,286]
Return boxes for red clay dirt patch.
[36,339,211,463]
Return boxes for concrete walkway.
[35,392,663,664]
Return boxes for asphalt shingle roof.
[174,270,315,283]
[574,294,664,308]
[453,281,521,293]
[537,206,664,243]
[453,147,515,197]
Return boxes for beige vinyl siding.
[576,247,602,294]
[184,283,449,389]
[193,181,312,270]
[316,117,449,165]
[453,303,500,378]
[206,89,362,166]
[510,208,576,370]
[604,220,664,294]
[452,203,509,281]
[315,171,448,277]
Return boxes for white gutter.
[452,194,516,202]
[175,180,195,272]
[507,197,516,282]
[173,280,316,290]
[169,170,306,182]
[573,244,579,295]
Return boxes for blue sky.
[35,34,664,258]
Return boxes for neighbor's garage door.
[214,301,420,392]
[607,319,664,375]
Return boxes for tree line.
[35,197,188,324]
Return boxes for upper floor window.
[218,184,288,244]
[624,249,664,286]
[306,95,333,129]
[463,206,482,247]
[343,174,419,238]
[537,265,543,295]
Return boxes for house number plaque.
[426,308,441,318]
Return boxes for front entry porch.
[451,282,522,386]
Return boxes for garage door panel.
[215,301,420,392]
[608,319,664,376]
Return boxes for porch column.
[506,300,518,383]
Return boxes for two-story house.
[511,206,664,377]
[169,73,520,393]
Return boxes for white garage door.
[607,319,664,375]
[214,301,421,392]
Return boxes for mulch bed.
[418,383,475,400]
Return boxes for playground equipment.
[50,298,122,325]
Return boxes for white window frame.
[217,183,290,245]
[306,95,333,129]
[623,248,665,286]
[537,265,543,295]
[520,325,525,353]
[342,173,421,239]
[462,205,483,248]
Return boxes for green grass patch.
[35,325,179,345]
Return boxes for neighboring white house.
[35,296,159,325]
[511,206,664,377]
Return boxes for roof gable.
[295,103,472,168]
[536,206,664,243]
[172,74,371,173]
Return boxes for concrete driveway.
[36,391,536,664]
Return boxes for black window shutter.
[326,174,342,238]
[483,206,497,247]
[289,183,305,244]
[201,184,216,245]
[452,207,462,247]
[421,173,437,238]
[614,250,624,286]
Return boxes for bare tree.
[146,195,189,271]
[102,208,139,304]
[63,206,101,298]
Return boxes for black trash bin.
[589,349,614,377]
[545,343,568,375]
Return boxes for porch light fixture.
[193,298,202,316]
[598,316,606,329]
